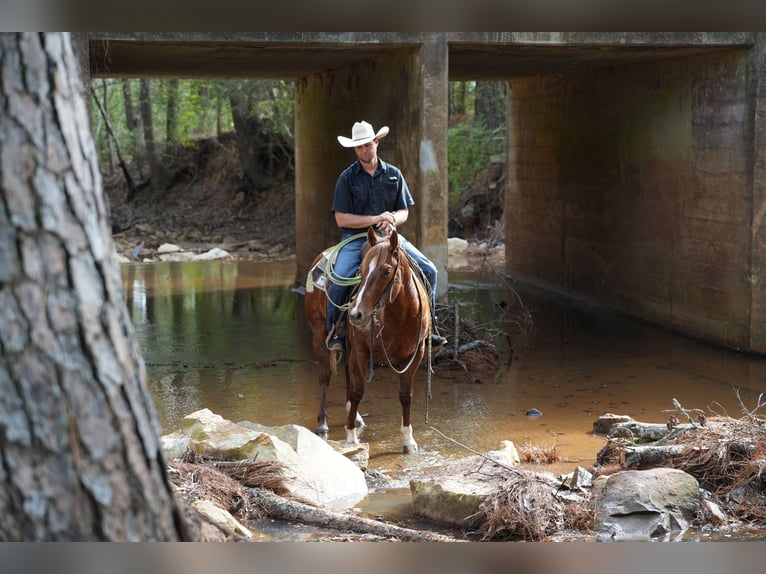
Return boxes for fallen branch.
[247,487,462,542]
[623,444,687,468]
[434,340,496,359]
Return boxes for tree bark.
[0,32,188,541]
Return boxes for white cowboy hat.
[337,121,389,148]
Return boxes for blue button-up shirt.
[331,158,415,235]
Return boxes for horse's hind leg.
[315,350,339,439]
[399,375,419,454]
[315,363,330,439]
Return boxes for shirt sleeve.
[331,166,354,214]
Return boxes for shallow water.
[122,259,766,539]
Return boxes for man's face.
[354,139,378,164]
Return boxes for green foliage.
[90,79,294,168]
[448,120,505,211]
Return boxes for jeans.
[326,232,438,334]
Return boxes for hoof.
[315,428,329,440]
[403,444,419,454]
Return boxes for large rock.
[239,421,368,510]
[162,409,367,511]
[590,468,700,540]
[410,440,522,528]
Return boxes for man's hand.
[374,211,397,235]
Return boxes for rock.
[162,409,368,511]
[410,476,491,529]
[191,499,252,539]
[590,468,700,540]
[157,251,196,262]
[193,247,231,261]
[157,243,183,253]
[160,430,192,460]
[328,440,370,471]
[239,421,368,511]
[484,440,520,466]
[410,441,522,528]
[447,237,469,256]
[181,409,298,463]
[560,465,593,492]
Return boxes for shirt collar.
[353,157,387,176]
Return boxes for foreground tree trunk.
[0,33,187,541]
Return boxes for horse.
[304,227,432,453]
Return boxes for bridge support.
[295,37,448,300]
[506,36,766,353]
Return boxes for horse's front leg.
[345,359,365,444]
[399,373,418,454]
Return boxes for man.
[326,120,447,351]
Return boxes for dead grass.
[518,441,561,465]
[476,470,591,541]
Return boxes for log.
[623,444,687,468]
[247,487,461,542]
[610,421,674,442]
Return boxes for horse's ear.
[367,226,377,246]
[390,228,399,251]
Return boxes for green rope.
[325,232,368,287]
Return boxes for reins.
[361,247,428,382]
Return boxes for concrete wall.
[749,34,766,353]
[295,39,448,299]
[507,47,757,350]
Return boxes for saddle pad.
[306,249,332,293]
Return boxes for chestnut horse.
[304,227,432,453]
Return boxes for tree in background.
[447,81,507,218]
[90,78,294,207]
[0,32,188,541]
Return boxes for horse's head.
[348,227,401,330]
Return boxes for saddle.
[305,247,354,337]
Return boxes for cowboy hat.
[337,121,389,148]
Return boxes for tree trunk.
[229,89,272,200]
[166,78,179,147]
[0,32,188,541]
[121,79,137,131]
[101,79,117,174]
[474,81,506,131]
[139,78,169,201]
[91,84,138,203]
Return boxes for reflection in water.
[122,260,766,533]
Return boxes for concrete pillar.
[416,34,449,301]
[295,38,449,301]
[749,33,766,352]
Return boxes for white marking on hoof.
[401,424,418,453]
[346,428,359,444]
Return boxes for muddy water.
[122,260,766,534]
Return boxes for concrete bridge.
[78,32,766,354]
